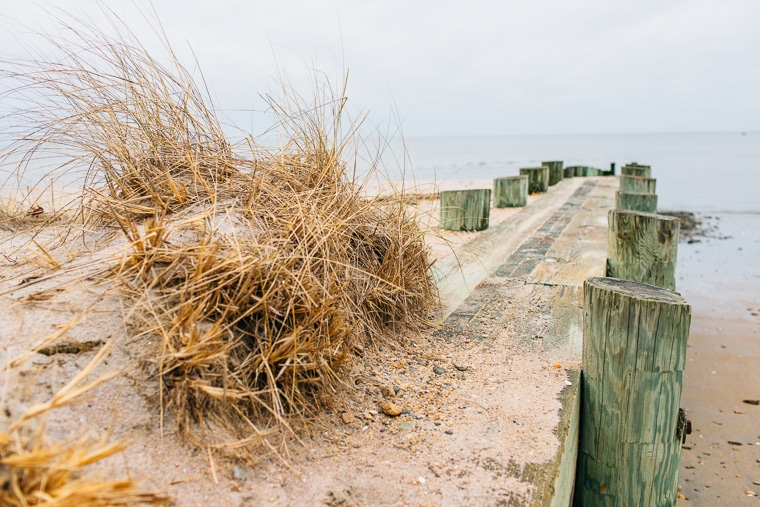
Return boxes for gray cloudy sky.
[2,0,759,137]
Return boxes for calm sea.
[369,132,760,214]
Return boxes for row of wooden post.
[439,160,608,232]
[575,162,692,506]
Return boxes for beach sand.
[676,213,760,504]
[0,178,566,506]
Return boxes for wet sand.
[676,213,760,504]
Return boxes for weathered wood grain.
[575,277,691,507]
[564,166,602,178]
[616,190,658,213]
[621,163,652,178]
[542,161,564,186]
[620,175,657,194]
[493,175,528,208]
[520,166,550,194]
[439,189,491,231]
[607,209,680,291]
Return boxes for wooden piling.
[616,190,658,213]
[439,189,491,231]
[606,210,679,290]
[519,167,550,194]
[565,166,602,177]
[493,175,528,208]
[620,175,657,194]
[585,167,601,177]
[542,161,564,186]
[621,164,652,178]
[575,277,691,507]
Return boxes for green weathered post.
[607,210,679,291]
[575,277,691,507]
[616,190,658,213]
[519,167,550,194]
[620,175,657,194]
[542,161,564,186]
[439,189,491,231]
[493,175,528,208]
[585,167,601,177]
[621,164,652,178]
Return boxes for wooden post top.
[619,174,656,180]
[439,188,491,195]
[608,208,678,221]
[585,276,687,305]
[493,175,528,181]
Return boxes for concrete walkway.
[430,176,615,505]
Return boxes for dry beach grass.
[1,12,438,503]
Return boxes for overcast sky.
[2,0,759,137]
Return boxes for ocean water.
[371,132,760,214]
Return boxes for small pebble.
[393,385,401,395]
[232,465,251,481]
[399,421,416,431]
[433,366,445,375]
[381,386,395,398]
[444,429,453,435]
[379,401,402,417]
[453,362,469,372]
[341,413,355,424]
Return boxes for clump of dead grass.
[114,92,437,444]
[1,11,437,453]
